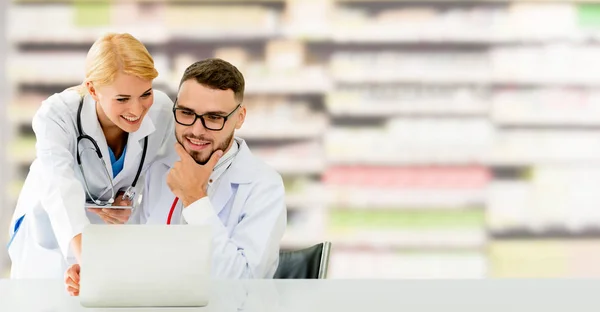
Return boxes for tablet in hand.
[85,202,134,210]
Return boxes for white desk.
[1,279,599,312]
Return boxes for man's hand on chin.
[166,143,223,207]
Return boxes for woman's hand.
[65,264,81,296]
[88,191,132,224]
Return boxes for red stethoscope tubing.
[167,197,179,225]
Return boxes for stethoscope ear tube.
[76,134,103,164]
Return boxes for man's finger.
[174,143,194,163]
[166,171,178,192]
[206,150,224,170]
[166,170,174,187]
[172,161,182,171]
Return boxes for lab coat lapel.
[228,138,254,185]
[209,138,254,215]
[210,173,233,216]
[112,112,156,186]
[81,95,113,185]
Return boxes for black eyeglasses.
[173,103,241,131]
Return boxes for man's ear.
[85,81,99,102]
[235,105,246,130]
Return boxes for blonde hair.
[71,33,158,94]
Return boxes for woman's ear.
[85,81,99,102]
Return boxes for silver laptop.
[79,224,211,308]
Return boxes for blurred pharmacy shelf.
[0,0,9,279]
[488,239,600,277]
[337,0,600,2]
[11,0,600,2]
[491,228,600,239]
[326,189,487,209]
[8,0,600,279]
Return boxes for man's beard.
[176,132,234,165]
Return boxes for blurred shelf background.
[6,0,600,278]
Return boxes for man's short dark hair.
[179,58,245,103]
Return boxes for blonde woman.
[7,33,175,279]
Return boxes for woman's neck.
[96,103,127,159]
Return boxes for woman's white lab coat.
[7,89,175,279]
[139,138,287,278]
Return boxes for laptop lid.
[79,224,211,308]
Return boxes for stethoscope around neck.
[76,97,147,206]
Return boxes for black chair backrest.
[274,243,324,279]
